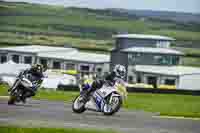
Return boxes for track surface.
[0,98,200,133]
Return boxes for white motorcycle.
[72,80,127,115]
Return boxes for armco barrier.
[57,85,200,96]
[57,85,79,91]
[127,87,200,96]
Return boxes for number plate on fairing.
[98,86,115,98]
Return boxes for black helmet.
[32,64,44,74]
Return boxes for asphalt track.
[0,98,200,133]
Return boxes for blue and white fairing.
[92,90,106,111]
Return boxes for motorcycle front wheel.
[72,95,86,113]
[103,96,122,116]
[8,95,16,105]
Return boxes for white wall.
[178,74,200,90]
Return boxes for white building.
[0,45,110,77]
[134,65,200,90]
[111,34,200,90]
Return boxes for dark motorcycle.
[8,72,35,105]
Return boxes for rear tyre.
[72,95,86,113]
[8,96,16,105]
[103,96,122,116]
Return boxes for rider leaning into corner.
[11,64,46,102]
[81,64,126,102]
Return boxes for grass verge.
[124,93,200,118]
[1,84,200,118]
[0,126,116,133]
[34,89,78,102]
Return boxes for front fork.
[8,79,20,93]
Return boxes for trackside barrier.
[56,85,200,96]
[127,87,200,96]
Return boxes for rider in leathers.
[82,64,126,102]
[20,64,45,102]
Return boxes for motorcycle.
[72,80,128,115]
[8,72,35,105]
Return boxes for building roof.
[0,45,109,64]
[113,34,175,41]
[38,51,110,63]
[121,47,184,55]
[135,65,200,76]
[0,45,77,53]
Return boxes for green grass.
[1,84,200,117]
[145,29,200,42]
[0,84,78,101]
[0,84,9,96]
[124,93,200,118]
[182,57,200,67]
[0,32,113,50]
[175,47,200,57]
[34,89,78,102]
[0,126,116,133]
[1,1,200,50]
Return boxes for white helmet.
[113,64,126,79]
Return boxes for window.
[40,58,47,68]
[65,63,75,70]
[24,56,32,64]
[137,74,142,83]
[156,41,170,48]
[53,61,61,69]
[12,55,19,63]
[97,68,102,73]
[154,55,163,65]
[128,54,137,65]
[154,55,180,65]
[147,76,157,88]
[165,79,176,85]
[96,68,102,77]
[80,65,89,71]
[128,76,133,83]
[172,56,179,65]
[154,55,171,65]
[1,55,7,63]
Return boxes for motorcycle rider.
[82,64,126,102]
[20,64,46,102]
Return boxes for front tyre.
[8,96,16,105]
[72,95,86,113]
[103,96,122,116]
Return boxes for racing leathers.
[20,67,44,100]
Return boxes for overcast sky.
[5,0,200,13]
